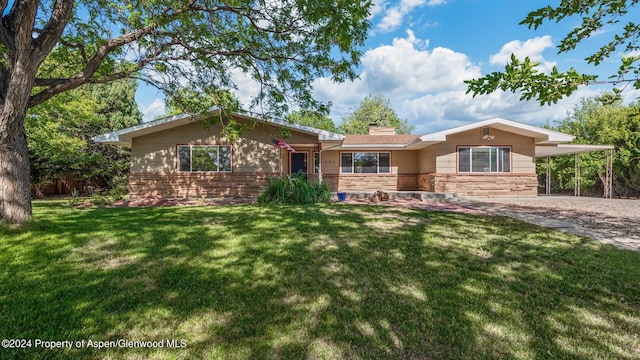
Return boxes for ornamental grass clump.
[257,174,331,204]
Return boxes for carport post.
[574,153,580,197]
[546,156,551,196]
[605,148,614,198]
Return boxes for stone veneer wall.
[323,174,418,192]
[418,173,538,197]
[129,172,283,199]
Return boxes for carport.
[536,144,615,198]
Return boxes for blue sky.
[135,0,640,133]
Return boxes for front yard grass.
[1,201,639,359]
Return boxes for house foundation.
[418,173,538,197]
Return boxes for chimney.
[368,125,396,135]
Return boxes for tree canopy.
[285,110,338,132]
[0,0,373,223]
[164,86,240,118]
[465,1,640,104]
[26,79,142,196]
[12,0,371,113]
[339,95,414,135]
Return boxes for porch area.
[333,190,457,202]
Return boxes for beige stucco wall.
[394,151,419,174]
[418,146,436,173]
[433,128,536,174]
[131,119,318,173]
[320,150,340,174]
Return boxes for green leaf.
[469,1,640,103]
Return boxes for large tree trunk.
[0,0,77,223]
[0,62,36,224]
[0,110,31,224]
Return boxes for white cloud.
[136,34,605,135]
[313,31,597,134]
[490,35,557,72]
[314,30,480,123]
[369,0,386,19]
[229,68,263,109]
[377,0,446,33]
[360,31,479,96]
[140,98,166,122]
[378,8,404,32]
[621,87,640,103]
[396,85,610,134]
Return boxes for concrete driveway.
[457,196,640,251]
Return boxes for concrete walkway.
[454,198,640,252]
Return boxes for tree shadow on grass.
[0,202,639,359]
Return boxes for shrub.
[66,189,81,207]
[90,187,126,207]
[90,193,114,207]
[257,174,331,204]
[108,175,129,199]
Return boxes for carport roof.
[535,144,615,158]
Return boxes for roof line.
[94,108,344,144]
[420,117,574,143]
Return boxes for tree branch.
[170,33,303,63]
[31,0,75,65]
[29,25,160,107]
[27,1,205,107]
[193,5,299,35]
[5,0,38,54]
[33,27,90,63]
[29,35,182,105]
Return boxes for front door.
[290,152,308,177]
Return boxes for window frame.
[313,152,320,174]
[176,144,233,173]
[456,146,511,174]
[339,151,392,174]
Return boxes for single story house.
[94,109,612,198]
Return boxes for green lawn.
[1,201,639,359]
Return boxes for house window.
[458,146,510,173]
[341,153,353,173]
[313,152,320,174]
[340,152,391,174]
[177,145,232,172]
